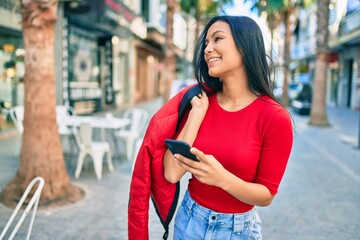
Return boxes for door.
[346,59,353,107]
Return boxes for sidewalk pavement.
[0,100,359,239]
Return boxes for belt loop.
[233,214,244,233]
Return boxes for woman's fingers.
[190,147,205,161]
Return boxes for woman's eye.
[215,37,222,42]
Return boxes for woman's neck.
[217,80,257,111]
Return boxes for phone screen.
[164,139,199,162]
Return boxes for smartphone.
[164,139,199,162]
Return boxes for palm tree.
[308,0,330,126]
[177,0,234,80]
[180,0,234,43]
[164,0,178,100]
[1,0,83,207]
[250,0,298,107]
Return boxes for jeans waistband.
[182,190,256,232]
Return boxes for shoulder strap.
[176,85,202,131]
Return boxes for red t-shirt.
[188,94,293,213]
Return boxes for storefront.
[0,28,24,107]
[61,0,146,114]
[64,23,104,114]
[0,2,23,130]
[101,0,148,104]
[61,1,115,114]
[134,34,164,103]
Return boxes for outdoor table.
[60,115,131,156]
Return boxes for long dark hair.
[193,15,277,102]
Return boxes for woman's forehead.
[205,21,231,40]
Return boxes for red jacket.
[128,85,201,240]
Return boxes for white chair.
[115,108,149,161]
[74,123,113,180]
[56,105,76,135]
[56,105,77,155]
[9,106,24,155]
[0,176,44,240]
[9,106,24,134]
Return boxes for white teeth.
[208,58,220,63]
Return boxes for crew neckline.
[213,93,261,113]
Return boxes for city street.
[0,100,359,239]
[258,106,360,239]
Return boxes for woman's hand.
[174,147,275,206]
[174,147,226,188]
[190,90,209,118]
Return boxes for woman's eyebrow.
[211,30,225,37]
[206,30,225,41]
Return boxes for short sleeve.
[255,108,293,195]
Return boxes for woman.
[163,16,293,239]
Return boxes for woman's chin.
[208,69,220,78]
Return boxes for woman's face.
[204,21,243,79]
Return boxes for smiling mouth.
[208,57,221,64]
[208,58,220,63]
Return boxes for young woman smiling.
[163,16,293,240]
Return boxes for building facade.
[58,0,148,114]
[0,0,191,129]
[328,0,360,110]
[291,0,360,110]
[0,0,23,127]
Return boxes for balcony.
[329,8,360,49]
[338,9,360,36]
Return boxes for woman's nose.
[204,44,213,54]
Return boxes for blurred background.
[0,0,359,129]
[0,1,359,239]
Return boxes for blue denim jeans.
[174,191,262,240]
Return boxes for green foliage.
[300,0,316,8]
[268,0,286,11]
[180,0,234,15]
[180,0,198,13]
[246,0,285,16]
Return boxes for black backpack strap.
[176,85,202,131]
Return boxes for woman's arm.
[219,168,274,206]
[175,148,274,206]
[163,92,208,183]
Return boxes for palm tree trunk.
[164,0,177,100]
[194,8,202,46]
[282,9,291,107]
[1,0,83,207]
[309,0,330,126]
[268,12,275,74]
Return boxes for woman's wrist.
[177,111,204,144]
[189,106,206,120]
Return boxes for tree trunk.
[309,0,330,126]
[309,53,329,125]
[268,12,275,74]
[194,8,202,46]
[1,0,83,208]
[164,0,177,100]
[281,9,291,107]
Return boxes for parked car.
[289,81,312,115]
[273,81,283,102]
[274,73,312,114]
